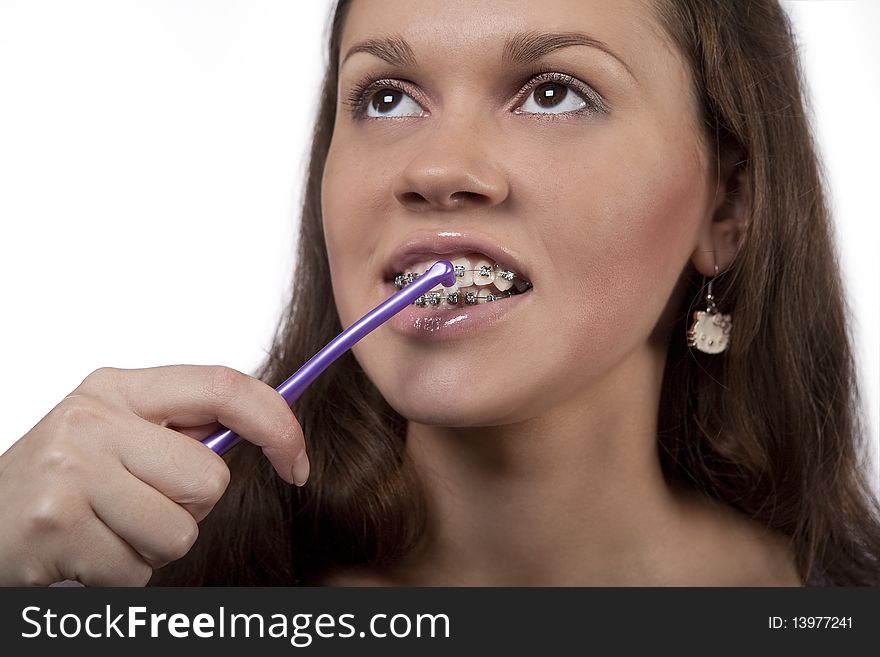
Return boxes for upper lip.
[383,231,532,283]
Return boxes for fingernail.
[291,450,310,487]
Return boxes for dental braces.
[411,289,515,306]
[393,264,532,306]
[393,264,527,288]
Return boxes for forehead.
[339,0,666,79]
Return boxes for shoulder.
[735,524,803,586]
[678,489,804,586]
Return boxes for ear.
[690,150,750,276]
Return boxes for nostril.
[399,191,428,205]
[449,191,485,205]
[397,190,487,209]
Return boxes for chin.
[384,385,529,428]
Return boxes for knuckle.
[200,459,231,503]
[288,419,306,454]
[291,415,305,444]
[81,366,119,390]
[269,410,303,453]
[39,447,82,477]
[128,562,154,587]
[166,519,199,561]
[53,394,104,431]
[207,366,246,407]
[20,562,49,587]
[24,494,68,535]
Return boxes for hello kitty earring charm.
[687,264,732,354]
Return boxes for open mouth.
[391,253,533,307]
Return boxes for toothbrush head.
[202,257,459,455]
[426,259,457,288]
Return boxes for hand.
[0,365,308,586]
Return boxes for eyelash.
[342,65,609,121]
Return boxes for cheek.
[320,158,349,320]
[321,144,347,274]
[320,138,390,326]
[534,124,707,356]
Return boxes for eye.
[345,79,426,119]
[365,87,423,117]
[513,72,603,117]
[365,86,425,118]
[344,71,606,121]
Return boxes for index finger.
[79,365,305,480]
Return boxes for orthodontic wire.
[200,260,457,456]
[394,265,532,305]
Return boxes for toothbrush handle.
[200,260,455,455]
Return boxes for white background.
[1,1,877,490]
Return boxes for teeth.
[403,259,428,289]
[451,256,473,286]
[414,260,434,276]
[393,253,533,297]
[471,257,496,287]
[460,285,480,305]
[493,270,514,292]
[409,282,519,307]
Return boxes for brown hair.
[149,0,880,586]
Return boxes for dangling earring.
[687,264,732,354]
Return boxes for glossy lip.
[383,231,532,284]
[383,279,535,340]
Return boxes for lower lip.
[382,281,534,340]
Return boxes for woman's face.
[321,0,715,425]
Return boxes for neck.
[385,342,702,586]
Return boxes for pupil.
[371,88,401,113]
[534,82,567,108]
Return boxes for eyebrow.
[340,30,637,82]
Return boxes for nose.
[391,116,510,213]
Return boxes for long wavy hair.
[149,0,880,586]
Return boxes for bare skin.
[0,365,307,586]
[0,0,800,589]
[322,487,803,586]
[319,0,802,586]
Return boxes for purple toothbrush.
[200,259,456,455]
